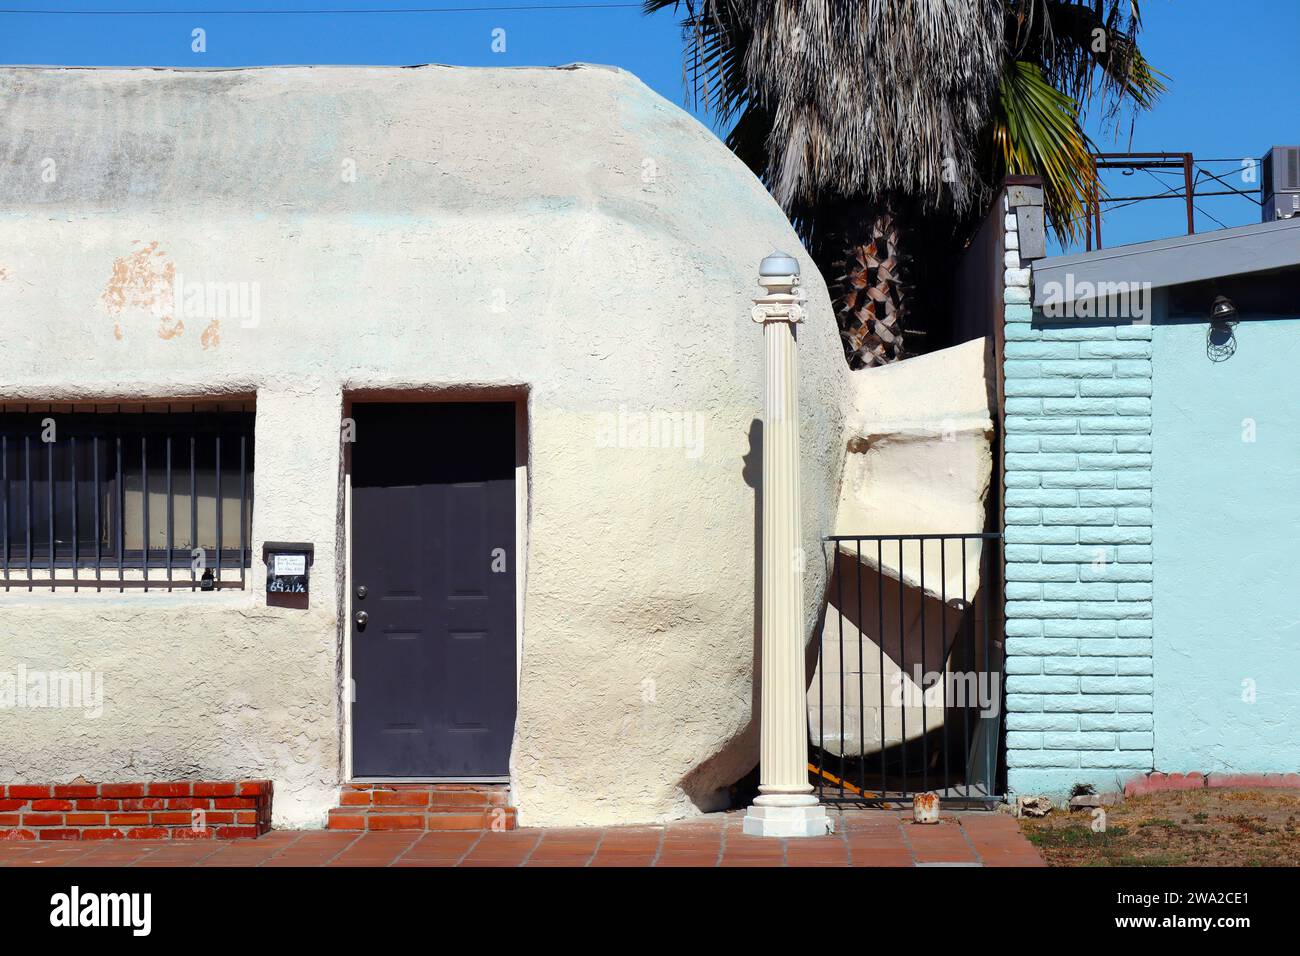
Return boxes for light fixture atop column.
[759,250,800,277]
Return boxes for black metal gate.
[811,533,1004,806]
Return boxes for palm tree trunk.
[824,200,910,368]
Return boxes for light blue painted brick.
[1006,675,1079,694]
[1116,398,1153,416]
[1006,694,1045,713]
[1080,378,1152,397]
[1080,416,1151,434]
[1004,286,1030,304]
[1116,658,1153,676]
[1003,421,1076,439]
[1005,472,1041,488]
[1005,341,1077,360]
[1004,397,1043,415]
[1044,695,1117,713]
[1006,582,1042,600]
[1004,526,1077,545]
[1043,326,1117,341]
[1005,489,1077,507]
[1005,303,1034,322]
[1077,489,1150,507]
[1044,657,1115,676]
[1039,436,1114,453]
[1040,360,1113,378]
[1081,752,1149,768]
[1078,453,1149,470]
[1005,379,1078,398]
[1006,637,1078,656]
[1004,618,1043,637]
[1080,563,1153,582]
[1006,601,1081,619]
[1006,732,1043,750]
[1116,323,1153,340]
[1118,507,1153,526]
[1005,546,1041,563]
[1079,526,1151,545]
[1080,638,1151,657]
[1045,732,1116,750]
[1116,436,1153,453]
[1077,603,1151,620]
[1041,545,1112,563]
[1005,560,1076,581]
[1042,398,1116,416]
[1007,750,1079,769]
[1005,323,1043,341]
[1117,471,1153,489]
[1042,583,1116,602]
[1041,507,1115,526]
[1118,583,1153,601]
[1004,360,1042,378]
[1116,694,1154,713]
[1114,360,1152,377]
[1078,340,1152,359]
[1117,545,1153,562]
[1043,619,1116,638]
[1006,713,1077,731]
[1041,472,1115,489]
[1082,676,1152,694]
[1119,732,1155,750]
[1080,713,1151,732]
[1006,452,1076,470]
[1005,507,1042,525]
[1005,655,1043,674]
[1004,436,1040,453]
[1117,619,1153,638]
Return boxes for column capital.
[752,274,806,324]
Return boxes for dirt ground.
[1019,788,1300,866]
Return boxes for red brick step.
[327,784,515,831]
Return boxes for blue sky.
[1,0,1295,250]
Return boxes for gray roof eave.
[1031,216,1300,307]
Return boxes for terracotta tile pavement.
[0,808,1043,867]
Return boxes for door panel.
[351,402,517,777]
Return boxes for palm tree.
[645,1,1164,367]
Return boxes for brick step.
[328,783,515,831]
[326,806,517,832]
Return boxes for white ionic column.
[743,252,833,838]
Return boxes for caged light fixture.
[1207,294,1239,362]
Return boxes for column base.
[742,803,835,838]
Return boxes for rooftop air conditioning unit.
[1261,145,1300,221]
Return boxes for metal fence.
[0,410,254,592]
[811,532,1004,806]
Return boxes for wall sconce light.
[1210,295,1238,323]
[1207,294,1239,362]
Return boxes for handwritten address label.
[273,554,307,577]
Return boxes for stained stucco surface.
[0,65,848,827]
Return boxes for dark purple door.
[351,402,517,778]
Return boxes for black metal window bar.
[0,406,254,592]
[813,533,1004,806]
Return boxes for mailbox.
[262,542,314,607]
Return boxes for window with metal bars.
[0,404,254,591]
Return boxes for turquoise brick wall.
[1001,224,1155,796]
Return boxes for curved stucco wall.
[0,65,848,827]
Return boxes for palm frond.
[1009,1,1167,127]
[647,1,1005,216]
[993,59,1100,243]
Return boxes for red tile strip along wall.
[0,781,272,840]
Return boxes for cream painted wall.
[0,65,849,827]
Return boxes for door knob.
[355,610,368,629]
